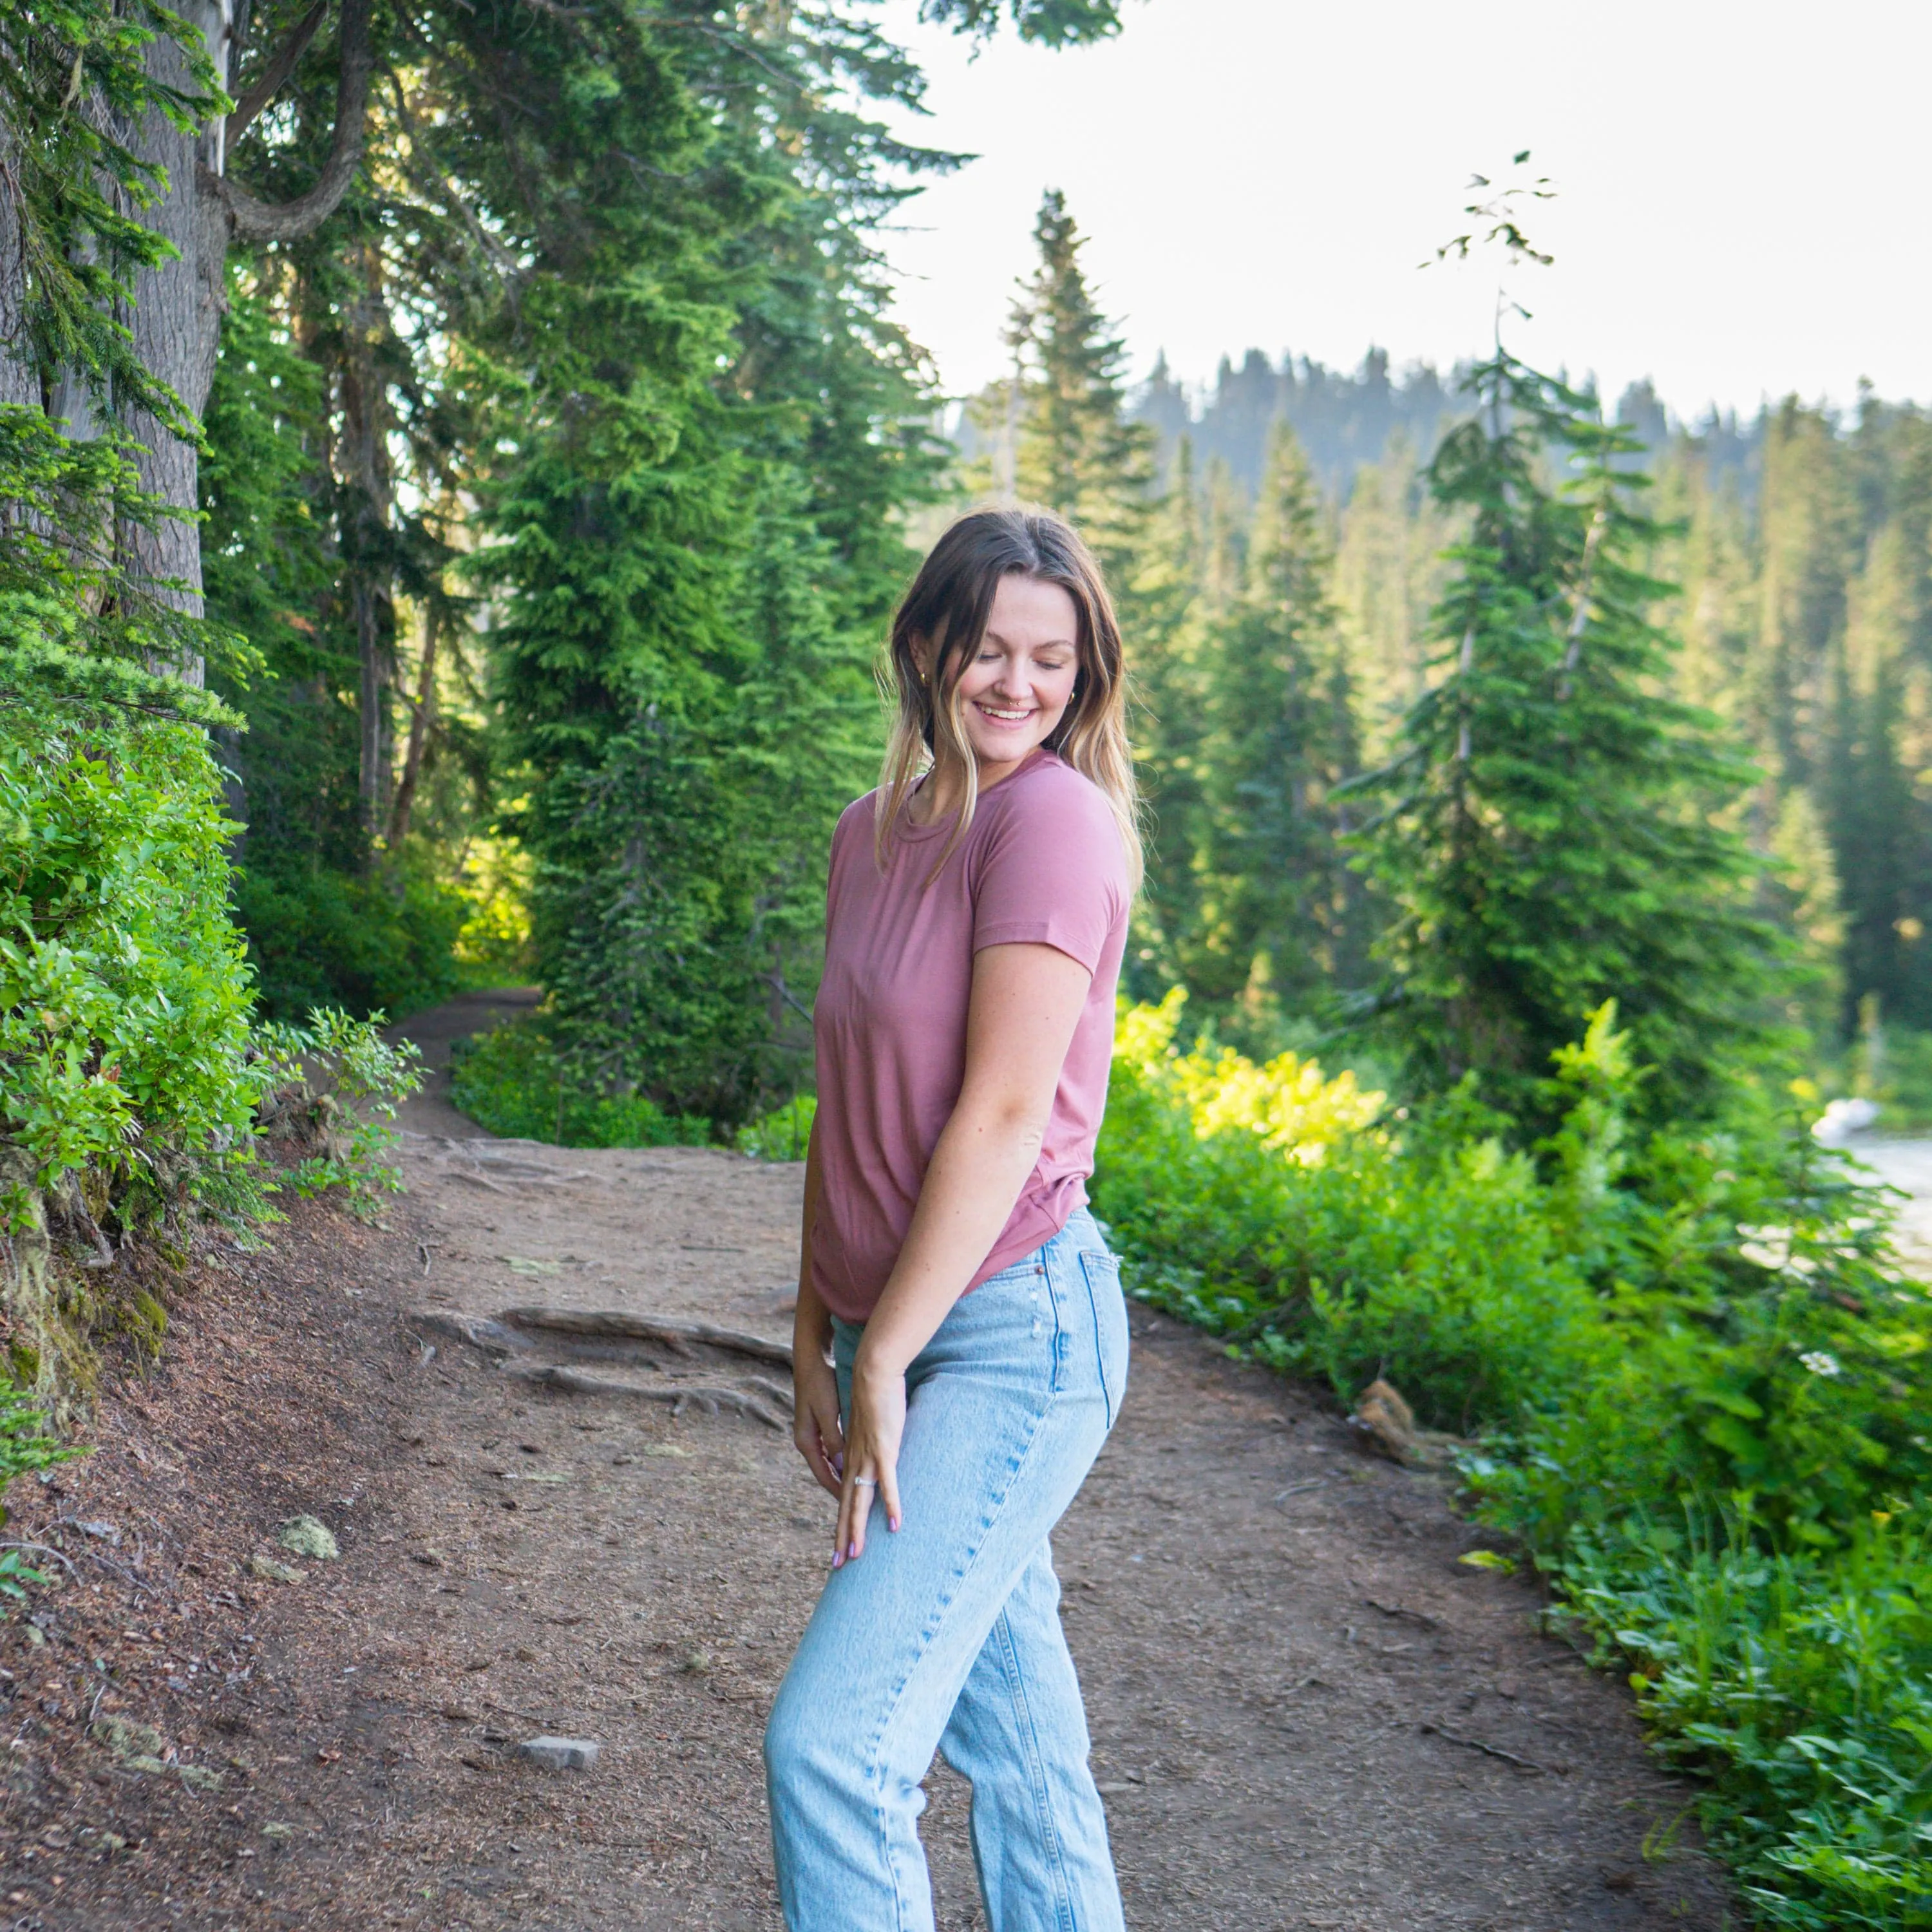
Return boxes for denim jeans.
[764,1206,1130,1932]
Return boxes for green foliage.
[1190,422,1367,1012]
[477,7,943,1124]
[448,1023,710,1150]
[254,1010,422,1214]
[917,0,1126,46]
[1094,997,1932,1926]
[0,702,263,1224]
[0,1377,83,1600]
[0,1379,80,1501]
[737,1094,817,1162]
[992,189,1155,579]
[0,408,249,710]
[233,857,468,1023]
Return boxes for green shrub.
[0,705,263,1218]
[448,1021,712,1148]
[1,699,269,1401]
[254,1009,423,1215]
[737,1094,816,1162]
[0,1379,82,1604]
[234,853,469,1023]
[1,696,422,1413]
[1092,994,1932,1928]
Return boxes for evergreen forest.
[2,9,1929,1926]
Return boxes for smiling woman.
[764,506,1141,1932]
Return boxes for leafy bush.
[448,1022,712,1148]
[234,855,470,1023]
[254,1010,423,1215]
[1,698,269,1399]
[1092,994,1932,1928]
[1,694,424,1412]
[737,1094,817,1162]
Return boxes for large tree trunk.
[118,0,238,678]
[0,128,43,410]
[112,0,372,679]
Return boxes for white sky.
[872,0,1932,421]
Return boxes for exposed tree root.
[509,1362,786,1429]
[502,1307,792,1369]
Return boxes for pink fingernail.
[831,1551,844,1569]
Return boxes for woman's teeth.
[976,703,1031,721]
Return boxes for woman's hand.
[834,1352,905,1566]
[792,1339,845,1499]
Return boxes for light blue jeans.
[764,1207,1130,1932]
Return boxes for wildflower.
[1798,1351,1842,1378]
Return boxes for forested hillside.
[1075,345,1932,1072]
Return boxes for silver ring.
[851,1476,876,1488]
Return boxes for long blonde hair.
[874,506,1143,890]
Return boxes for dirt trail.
[0,997,1741,1930]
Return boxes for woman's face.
[938,574,1082,781]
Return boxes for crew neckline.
[892,748,1058,841]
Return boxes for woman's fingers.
[833,1464,862,1566]
[832,1365,907,1567]
[804,1396,844,1497]
[795,1417,840,1497]
[792,1358,846,1498]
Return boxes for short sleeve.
[970,764,1127,974]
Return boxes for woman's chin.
[967,726,1050,772]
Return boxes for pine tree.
[1122,440,1212,999]
[1350,351,1785,1122]
[1332,431,1460,762]
[1006,189,1155,573]
[1196,421,1366,1012]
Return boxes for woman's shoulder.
[988,752,1115,832]
[832,788,884,845]
[980,753,1126,876]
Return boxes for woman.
[764,507,1139,1932]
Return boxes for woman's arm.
[790,1121,845,1497]
[834,940,1092,1565]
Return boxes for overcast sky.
[872,0,1931,421]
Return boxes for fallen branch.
[510,1363,786,1428]
[503,1307,791,1368]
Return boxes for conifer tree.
[1005,189,1155,573]
[1122,440,1211,998]
[1350,349,1784,1122]
[1197,421,1366,1010]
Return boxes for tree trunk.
[118,0,239,679]
[0,129,43,408]
[388,601,440,845]
[341,256,396,841]
[106,0,372,681]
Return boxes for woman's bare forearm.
[793,1119,833,1361]
[854,942,1092,1381]
[854,1101,1045,1378]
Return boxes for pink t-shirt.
[810,749,1130,1323]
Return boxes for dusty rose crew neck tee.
[809,749,1131,1325]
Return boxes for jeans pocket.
[1077,1249,1128,1428]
